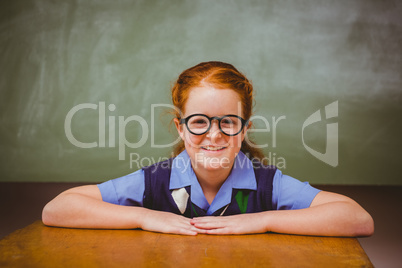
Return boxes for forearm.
[192,191,374,236]
[42,192,146,229]
[263,201,374,237]
[42,185,202,235]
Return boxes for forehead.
[184,86,243,116]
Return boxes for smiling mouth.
[201,146,226,151]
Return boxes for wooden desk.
[0,221,372,267]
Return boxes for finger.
[204,227,232,235]
[177,229,198,236]
[177,225,210,235]
[193,222,227,230]
[193,217,228,226]
[191,226,208,234]
[190,216,218,223]
[169,224,199,236]
[192,216,225,223]
[179,221,208,235]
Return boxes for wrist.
[260,211,273,233]
[131,207,149,229]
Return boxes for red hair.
[171,61,266,163]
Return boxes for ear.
[174,118,185,140]
[243,121,252,134]
[245,121,252,132]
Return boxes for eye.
[188,116,209,128]
[222,118,233,124]
[194,119,207,124]
[221,117,237,126]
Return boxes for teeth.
[202,146,225,151]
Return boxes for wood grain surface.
[0,221,373,267]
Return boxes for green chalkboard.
[0,0,401,184]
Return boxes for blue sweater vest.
[142,158,276,218]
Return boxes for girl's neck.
[192,164,233,205]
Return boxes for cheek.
[183,132,204,147]
[229,134,244,148]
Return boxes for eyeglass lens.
[187,115,243,135]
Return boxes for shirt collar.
[170,150,257,215]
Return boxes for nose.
[206,121,222,141]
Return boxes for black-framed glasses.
[179,114,248,136]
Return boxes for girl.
[42,61,374,236]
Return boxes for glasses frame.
[179,114,249,136]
